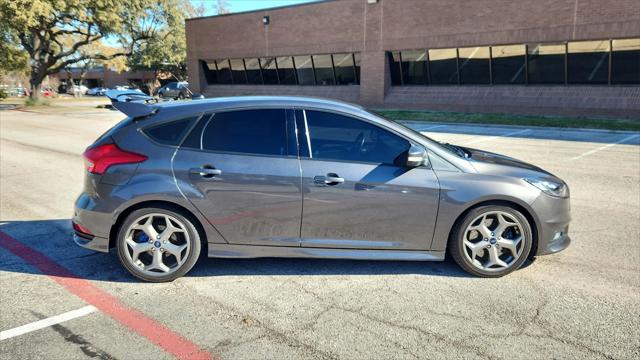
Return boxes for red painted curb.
[0,231,214,360]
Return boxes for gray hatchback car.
[73,93,571,282]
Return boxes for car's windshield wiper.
[442,142,470,158]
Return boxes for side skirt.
[208,244,445,261]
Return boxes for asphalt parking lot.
[1,104,639,360]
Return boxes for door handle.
[190,166,222,178]
[314,173,345,186]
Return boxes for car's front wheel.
[116,206,201,282]
[448,205,532,277]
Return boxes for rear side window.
[143,117,196,146]
[201,109,287,156]
[305,110,410,165]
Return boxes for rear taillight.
[83,143,147,175]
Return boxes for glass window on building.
[491,45,526,84]
[354,53,361,84]
[527,43,566,84]
[260,58,279,84]
[313,54,335,85]
[458,47,490,84]
[400,50,429,85]
[333,53,357,85]
[201,61,218,85]
[567,40,609,84]
[388,52,402,85]
[611,38,640,84]
[276,57,297,84]
[215,59,233,84]
[229,58,247,84]
[429,48,458,84]
[244,58,263,84]
[294,55,315,85]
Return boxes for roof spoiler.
[105,90,157,118]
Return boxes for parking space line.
[417,124,447,131]
[0,305,97,341]
[568,134,640,161]
[0,231,214,360]
[462,129,531,145]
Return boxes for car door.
[173,108,303,246]
[296,109,440,250]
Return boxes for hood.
[463,147,553,178]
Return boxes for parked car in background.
[68,84,88,95]
[157,81,190,99]
[87,87,107,96]
[73,94,571,282]
[41,87,56,97]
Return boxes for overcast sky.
[190,0,322,17]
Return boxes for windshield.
[368,110,469,158]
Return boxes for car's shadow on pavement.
[1,219,535,282]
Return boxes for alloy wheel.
[122,213,191,276]
[462,210,526,272]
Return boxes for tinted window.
[229,58,247,84]
[244,58,263,84]
[527,43,566,84]
[429,48,458,84]
[491,45,526,84]
[400,50,429,85]
[294,55,315,85]
[354,52,361,83]
[260,58,279,84]
[611,38,640,84]
[276,57,297,85]
[333,53,356,85]
[567,40,609,84]
[388,52,403,85]
[458,47,490,84]
[305,111,410,165]
[144,117,196,146]
[313,54,335,85]
[216,59,233,84]
[202,109,287,156]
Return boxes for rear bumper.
[73,231,110,253]
[73,192,114,253]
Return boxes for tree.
[128,0,204,92]
[0,20,29,82]
[0,0,184,99]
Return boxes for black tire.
[448,205,532,278]
[116,206,202,282]
[178,92,185,100]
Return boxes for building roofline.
[185,0,333,22]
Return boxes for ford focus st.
[73,93,571,282]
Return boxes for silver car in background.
[73,94,570,282]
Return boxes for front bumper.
[530,192,572,256]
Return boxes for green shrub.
[0,89,7,99]
[24,97,50,106]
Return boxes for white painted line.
[0,305,97,340]
[567,134,640,161]
[418,124,447,131]
[462,129,531,145]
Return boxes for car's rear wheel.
[117,207,201,282]
[448,205,532,277]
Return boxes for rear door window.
[201,109,288,156]
[143,117,198,146]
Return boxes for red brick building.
[185,0,640,118]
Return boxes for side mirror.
[406,145,427,168]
